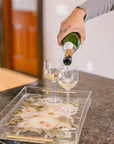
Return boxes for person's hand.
[57,8,86,45]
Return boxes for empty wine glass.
[44,60,63,105]
[58,65,79,115]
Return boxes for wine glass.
[58,65,79,115]
[44,60,63,105]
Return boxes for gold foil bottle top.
[65,49,74,57]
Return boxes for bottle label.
[63,42,73,50]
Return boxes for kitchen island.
[0,71,113,144]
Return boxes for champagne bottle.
[62,32,80,65]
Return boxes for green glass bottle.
[62,32,80,65]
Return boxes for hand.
[57,8,86,45]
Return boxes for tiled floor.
[0,68,38,91]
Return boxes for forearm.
[78,0,114,21]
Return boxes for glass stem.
[66,89,70,111]
[52,81,56,103]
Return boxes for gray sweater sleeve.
[78,0,114,21]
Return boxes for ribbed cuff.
[77,5,92,22]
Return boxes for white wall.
[43,0,114,79]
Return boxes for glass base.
[59,104,78,115]
[46,97,63,105]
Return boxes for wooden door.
[12,10,38,76]
[3,0,43,78]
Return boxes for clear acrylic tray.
[0,86,92,144]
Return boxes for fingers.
[57,24,72,45]
[57,21,86,45]
[60,23,72,33]
[80,32,86,44]
[57,31,71,45]
[57,29,86,45]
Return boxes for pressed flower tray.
[0,86,92,144]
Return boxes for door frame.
[2,0,12,68]
[0,0,4,67]
[2,0,43,77]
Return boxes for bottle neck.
[63,42,77,55]
[65,49,74,57]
